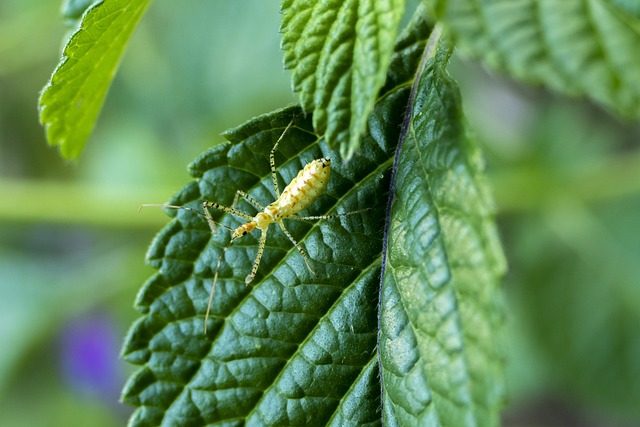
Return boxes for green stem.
[0,178,174,228]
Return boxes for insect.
[142,121,368,333]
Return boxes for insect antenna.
[294,207,374,222]
[138,203,234,234]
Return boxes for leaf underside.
[122,7,506,426]
[380,42,507,426]
[39,0,152,159]
[281,0,406,159]
[432,0,640,118]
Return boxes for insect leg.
[203,200,254,222]
[270,119,295,198]
[245,228,268,284]
[277,221,316,275]
[232,190,265,211]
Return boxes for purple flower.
[59,312,122,401]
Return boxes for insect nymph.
[143,121,366,333]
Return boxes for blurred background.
[0,1,638,426]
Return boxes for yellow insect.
[142,121,367,333]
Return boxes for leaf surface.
[39,0,152,159]
[121,103,395,425]
[431,0,640,118]
[379,35,507,425]
[281,0,406,159]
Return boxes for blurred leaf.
[281,0,405,159]
[39,0,152,159]
[611,0,640,17]
[498,106,640,417]
[508,200,640,417]
[379,36,506,425]
[62,0,99,23]
[431,0,640,118]
[480,96,640,421]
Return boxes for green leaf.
[38,0,152,159]
[123,8,506,425]
[431,0,640,118]
[122,10,437,425]
[281,0,406,159]
[379,33,507,425]
[121,103,395,425]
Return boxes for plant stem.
[0,178,174,228]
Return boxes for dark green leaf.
[121,100,404,424]
[281,0,406,159]
[379,35,507,425]
[431,0,640,118]
[39,0,152,159]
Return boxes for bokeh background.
[1,1,638,426]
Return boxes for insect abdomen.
[272,157,330,217]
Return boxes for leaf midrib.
[242,259,383,423]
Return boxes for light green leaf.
[281,0,406,159]
[380,34,507,425]
[431,0,640,118]
[39,0,152,159]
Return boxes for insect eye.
[242,231,247,235]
